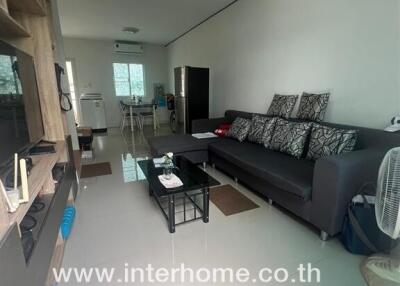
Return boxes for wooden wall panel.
[5,12,34,55]
[7,0,46,16]
[45,0,68,135]
[0,3,69,284]
[0,0,8,12]
[2,0,66,141]
[48,0,70,137]
[28,5,65,141]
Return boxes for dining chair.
[119,100,141,131]
[139,99,159,129]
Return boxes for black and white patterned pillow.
[267,94,299,119]
[262,117,278,148]
[248,115,276,145]
[228,117,252,142]
[270,119,312,158]
[297,92,330,122]
[306,124,358,160]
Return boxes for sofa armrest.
[310,149,386,236]
[191,117,227,133]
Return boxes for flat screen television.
[0,40,44,166]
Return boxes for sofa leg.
[320,231,329,241]
[202,162,207,171]
[268,199,273,205]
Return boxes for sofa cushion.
[209,138,315,200]
[267,94,299,118]
[228,117,252,142]
[270,119,312,159]
[247,115,268,144]
[297,92,330,122]
[307,124,358,160]
[248,115,277,145]
[223,110,400,150]
[262,117,278,149]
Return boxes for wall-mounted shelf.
[0,7,30,38]
[7,0,46,16]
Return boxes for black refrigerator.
[174,66,209,134]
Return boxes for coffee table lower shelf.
[149,187,209,233]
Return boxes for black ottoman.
[147,134,220,165]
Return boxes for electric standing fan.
[361,147,400,285]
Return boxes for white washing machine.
[80,93,107,132]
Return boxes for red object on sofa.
[214,123,231,137]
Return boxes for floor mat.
[81,162,112,178]
[210,184,259,216]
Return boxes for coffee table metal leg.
[168,195,175,233]
[203,188,209,223]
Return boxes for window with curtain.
[113,63,145,97]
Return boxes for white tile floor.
[61,126,367,285]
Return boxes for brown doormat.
[81,162,112,178]
[210,184,259,216]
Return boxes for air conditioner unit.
[113,42,144,55]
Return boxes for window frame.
[112,62,146,97]
[65,58,80,122]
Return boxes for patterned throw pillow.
[269,118,312,158]
[248,115,276,145]
[306,124,358,160]
[262,117,277,148]
[228,117,252,142]
[297,92,330,122]
[267,94,299,118]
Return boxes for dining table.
[122,100,158,132]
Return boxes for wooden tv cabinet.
[0,140,78,286]
[0,0,80,284]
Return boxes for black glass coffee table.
[138,156,219,233]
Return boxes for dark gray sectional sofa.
[191,110,400,239]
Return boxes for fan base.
[361,255,400,286]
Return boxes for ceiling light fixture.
[123,27,140,34]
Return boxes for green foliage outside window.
[0,55,22,96]
[113,63,145,96]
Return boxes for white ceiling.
[57,0,236,45]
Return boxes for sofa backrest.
[224,110,400,151]
[225,110,257,122]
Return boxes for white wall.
[167,0,400,128]
[63,37,169,127]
